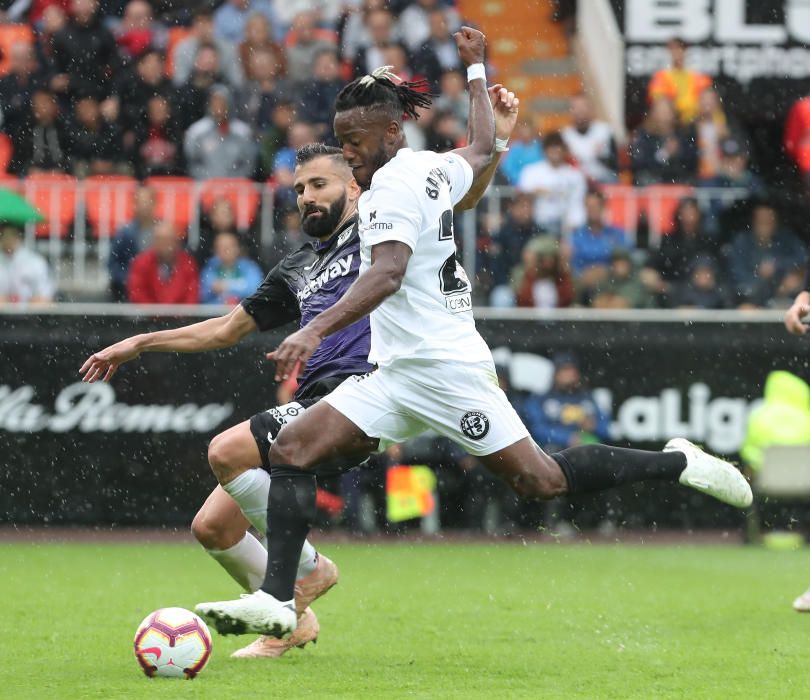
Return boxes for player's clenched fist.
[454,26,486,66]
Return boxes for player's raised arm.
[450,27,495,179]
[455,84,520,212]
[785,290,810,336]
[79,305,258,383]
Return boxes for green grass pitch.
[1,540,808,699]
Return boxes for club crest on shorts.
[460,411,489,440]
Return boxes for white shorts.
[322,359,530,457]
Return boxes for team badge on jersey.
[460,411,490,440]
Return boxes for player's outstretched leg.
[197,402,376,638]
[478,436,752,508]
[195,418,342,646]
[192,486,263,591]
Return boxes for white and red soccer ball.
[133,607,212,679]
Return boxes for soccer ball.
[133,607,212,679]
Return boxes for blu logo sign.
[626,0,810,45]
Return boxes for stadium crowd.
[0,1,808,310]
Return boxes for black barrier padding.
[1,314,809,529]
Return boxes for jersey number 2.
[438,209,454,241]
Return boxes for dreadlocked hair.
[335,65,433,121]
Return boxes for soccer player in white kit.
[197,27,753,639]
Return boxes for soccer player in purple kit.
[80,84,522,655]
[194,27,752,640]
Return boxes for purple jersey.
[241,218,372,397]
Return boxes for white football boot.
[196,590,297,638]
[793,589,810,612]
[664,438,753,508]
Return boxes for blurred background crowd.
[0,0,808,313]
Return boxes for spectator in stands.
[11,88,70,174]
[669,254,730,309]
[485,192,543,305]
[562,94,618,184]
[184,85,257,180]
[51,0,119,101]
[569,189,629,294]
[173,46,227,131]
[647,37,711,124]
[173,8,243,89]
[517,131,587,236]
[641,197,715,304]
[259,97,295,176]
[0,43,45,148]
[352,7,396,78]
[271,121,317,190]
[127,220,199,304]
[239,12,286,80]
[214,0,279,45]
[235,47,287,133]
[284,10,337,84]
[0,223,55,304]
[198,197,253,266]
[411,8,464,91]
[699,138,765,237]
[727,202,807,307]
[500,120,543,186]
[108,186,157,301]
[784,93,810,179]
[132,94,183,178]
[424,109,464,152]
[590,249,653,309]
[66,93,123,176]
[200,231,263,304]
[770,264,807,310]
[341,0,388,62]
[694,88,727,177]
[631,97,697,185]
[398,0,460,53]
[33,5,68,70]
[433,69,468,123]
[113,49,172,139]
[512,235,575,308]
[524,352,610,452]
[297,48,344,140]
[5,0,70,24]
[267,205,306,265]
[381,42,417,82]
[114,0,164,61]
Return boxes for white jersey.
[358,147,493,367]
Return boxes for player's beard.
[302,191,347,239]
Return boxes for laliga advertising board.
[1,312,806,527]
[612,0,810,121]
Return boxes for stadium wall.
[1,307,807,528]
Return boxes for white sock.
[222,468,272,534]
[221,468,319,580]
[206,532,266,592]
[298,539,318,578]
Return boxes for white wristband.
[494,137,510,153]
[466,63,485,83]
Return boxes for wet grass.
[0,541,807,699]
